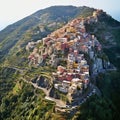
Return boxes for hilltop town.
[25,10,113,109]
[1,5,120,119]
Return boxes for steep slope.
[86,12,120,68]
[85,9,120,115]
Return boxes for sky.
[0,0,120,30]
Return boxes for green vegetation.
[0,80,56,120]
[23,66,55,80]
[74,95,119,120]
[4,48,29,69]
[96,71,120,116]
[85,10,120,118]
[77,6,95,18]
[0,66,67,120]
[0,67,19,103]
[104,29,120,68]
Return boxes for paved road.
[30,80,101,108]
[22,75,101,109]
[70,83,101,108]
[31,82,66,107]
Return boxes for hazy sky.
[0,0,120,30]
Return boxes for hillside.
[84,9,120,116]
[0,6,94,61]
[0,6,120,120]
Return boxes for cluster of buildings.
[27,10,104,95]
[53,52,89,94]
